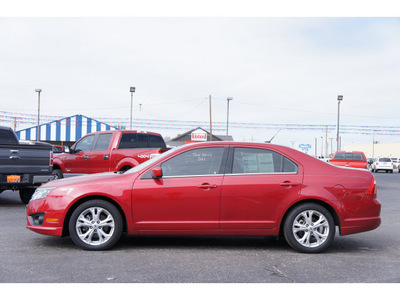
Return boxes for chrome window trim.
[162,174,225,179]
[226,172,299,176]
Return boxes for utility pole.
[35,89,42,141]
[337,95,343,151]
[130,87,135,130]
[209,95,213,141]
[226,97,233,136]
[325,125,328,157]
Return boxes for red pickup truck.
[52,130,168,178]
[329,151,368,169]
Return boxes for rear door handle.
[197,183,217,189]
[280,181,299,187]
[84,155,89,160]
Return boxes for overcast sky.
[1,3,399,154]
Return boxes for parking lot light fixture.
[130,87,135,130]
[226,97,233,136]
[35,89,42,141]
[337,95,343,151]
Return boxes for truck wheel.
[19,188,36,204]
[69,200,123,251]
[52,169,63,179]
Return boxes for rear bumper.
[341,216,381,235]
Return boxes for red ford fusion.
[26,142,381,253]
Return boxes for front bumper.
[26,197,66,237]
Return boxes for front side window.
[74,135,95,152]
[161,147,225,177]
[232,147,298,174]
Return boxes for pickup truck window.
[0,129,18,144]
[149,135,167,148]
[118,133,158,149]
[93,133,113,151]
[74,134,95,153]
[332,152,365,161]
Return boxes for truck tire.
[52,169,64,179]
[19,188,36,204]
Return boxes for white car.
[372,157,394,173]
[391,158,399,169]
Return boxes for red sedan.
[26,142,381,253]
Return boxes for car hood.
[42,172,139,188]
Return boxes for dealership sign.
[191,129,207,141]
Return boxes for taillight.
[50,151,54,167]
[366,177,377,197]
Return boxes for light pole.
[130,87,135,130]
[336,95,343,151]
[226,97,233,136]
[35,89,42,141]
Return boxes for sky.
[1,1,400,156]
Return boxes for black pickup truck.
[0,126,54,204]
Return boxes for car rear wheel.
[283,203,335,253]
[69,200,123,251]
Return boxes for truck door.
[87,133,114,173]
[63,134,96,174]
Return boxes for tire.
[19,188,36,204]
[52,169,63,179]
[68,200,123,251]
[283,203,335,253]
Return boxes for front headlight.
[30,187,55,202]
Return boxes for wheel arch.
[278,199,342,237]
[62,195,128,237]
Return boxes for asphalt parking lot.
[1,172,399,283]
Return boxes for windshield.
[125,144,186,174]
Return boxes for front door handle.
[280,181,299,187]
[197,183,217,189]
[84,155,89,160]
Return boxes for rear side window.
[93,133,113,151]
[232,147,298,174]
[0,129,18,144]
[148,134,166,148]
[333,152,365,161]
[119,133,165,149]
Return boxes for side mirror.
[64,146,70,153]
[151,167,163,179]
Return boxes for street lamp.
[130,87,135,130]
[336,95,343,151]
[226,97,233,136]
[35,89,42,141]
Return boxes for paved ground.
[0,172,399,283]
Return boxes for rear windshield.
[379,158,392,162]
[332,152,365,161]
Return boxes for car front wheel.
[283,203,335,253]
[69,200,123,251]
